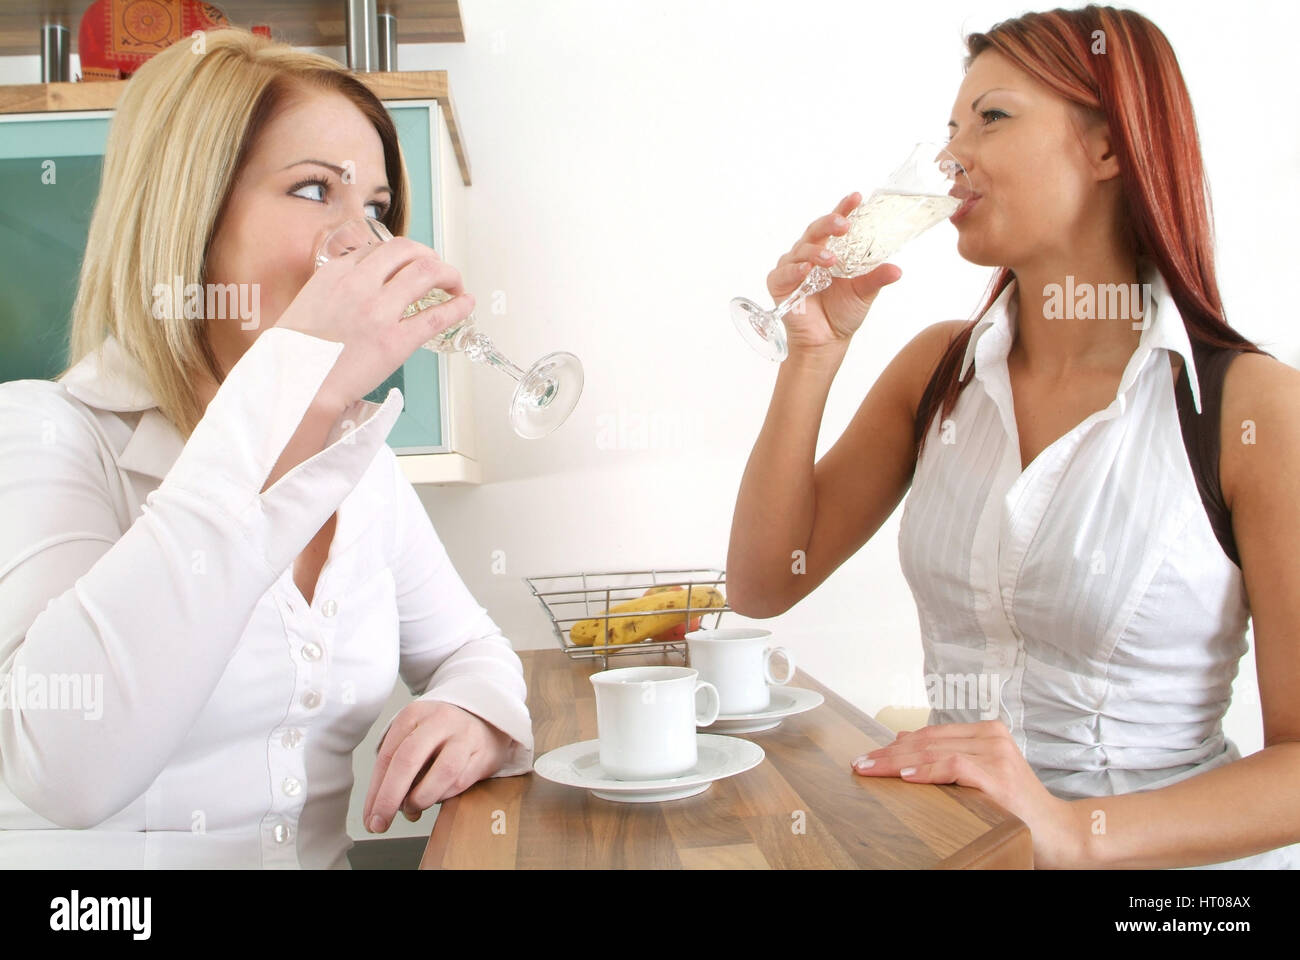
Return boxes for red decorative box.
[78,0,230,81]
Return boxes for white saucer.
[533,734,764,802]
[702,686,825,733]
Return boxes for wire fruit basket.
[524,568,731,667]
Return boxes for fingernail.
[899,767,916,777]
[369,815,385,833]
[834,216,848,228]
[819,250,833,261]
[853,757,875,769]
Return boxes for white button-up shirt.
[898,263,1299,869]
[0,328,534,869]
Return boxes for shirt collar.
[58,335,187,480]
[56,333,393,485]
[958,261,1202,414]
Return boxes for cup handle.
[695,681,721,727]
[764,646,796,685]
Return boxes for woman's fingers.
[767,259,812,299]
[797,204,854,249]
[790,241,839,267]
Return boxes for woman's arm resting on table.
[854,353,1300,869]
[363,449,533,833]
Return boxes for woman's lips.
[950,194,981,224]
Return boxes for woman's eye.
[289,178,327,202]
[981,109,1008,124]
[290,177,389,219]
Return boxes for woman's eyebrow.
[947,87,1016,130]
[280,158,391,195]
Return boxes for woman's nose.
[944,134,974,175]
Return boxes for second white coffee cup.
[590,666,720,780]
[686,628,796,715]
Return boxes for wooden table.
[419,649,1032,868]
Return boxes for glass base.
[510,352,584,439]
[730,297,788,362]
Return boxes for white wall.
[2,0,1295,845]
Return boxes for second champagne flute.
[731,141,972,361]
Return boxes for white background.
[2,0,1296,844]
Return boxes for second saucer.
[703,686,825,733]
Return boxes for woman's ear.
[1083,113,1122,182]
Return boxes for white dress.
[0,328,534,869]
[897,263,1299,869]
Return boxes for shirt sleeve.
[0,328,404,828]
[380,446,535,779]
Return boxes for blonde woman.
[0,28,533,869]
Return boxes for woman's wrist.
[781,342,850,380]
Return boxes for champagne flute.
[731,141,971,361]
[315,217,584,439]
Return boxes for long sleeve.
[0,328,404,828]
[382,448,534,778]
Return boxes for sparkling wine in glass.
[315,218,583,439]
[731,141,971,361]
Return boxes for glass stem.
[460,328,527,381]
[772,265,833,324]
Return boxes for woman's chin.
[954,231,1003,269]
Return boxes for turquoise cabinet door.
[0,103,445,452]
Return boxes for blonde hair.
[60,26,410,438]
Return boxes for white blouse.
[0,328,534,869]
[898,263,1299,869]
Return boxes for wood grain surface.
[420,649,1033,869]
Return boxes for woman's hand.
[273,236,476,412]
[363,701,514,833]
[850,719,1088,868]
[767,192,902,362]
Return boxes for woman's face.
[944,49,1119,271]
[203,89,394,373]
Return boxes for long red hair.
[914,4,1268,457]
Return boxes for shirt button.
[281,728,303,749]
[272,821,293,844]
[301,642,322,662]
[321,599,338,618]
[301,690,322,710]
[282,777,302,797]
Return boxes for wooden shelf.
[0,1,465,55]
[0,68,472,184]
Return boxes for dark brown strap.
[1174,342,1242,569]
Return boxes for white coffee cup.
[685,628,796,715]
[590,666,720,780]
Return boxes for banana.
[569,585,725,647]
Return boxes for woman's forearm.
[727,350,845,617]
[1070,741,1300,868]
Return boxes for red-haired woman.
[728,5,1300,869]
